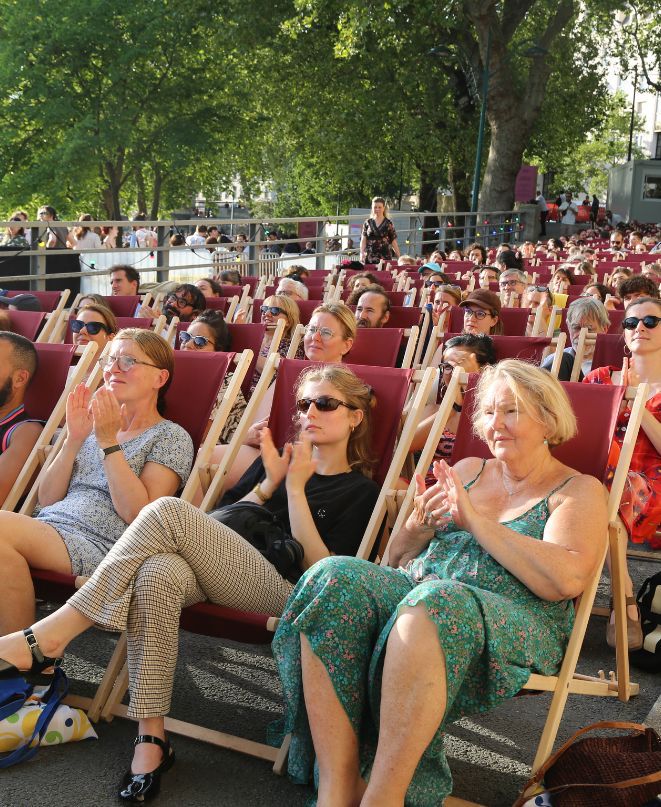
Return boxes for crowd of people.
[0,205,659,804]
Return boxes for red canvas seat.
[7,310,47,341]
[26,344,77,420]
[102,296,141,318]
[2,290,65,313]
[590,333,626,371]
[345,327,405,367]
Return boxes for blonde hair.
[114,328,174,415]
[295,364,375,477]
[472,359,577,447]
[264,294,299,337]
[311,302,357,342]
[77,303,118,335]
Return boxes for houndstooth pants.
[68,497,294,718]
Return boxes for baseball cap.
[0,293,42,311]
[459,289,502,315]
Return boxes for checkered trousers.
[68,497,293,718]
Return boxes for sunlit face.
[521,243,536,259]
[550,273,571,294]
[371,201,385,218]
[568,315,607,352]
[624,301,661,357]
[432,291,458,316]
[72,308,114,349]
[462,305,498,335]
[303,312,353,362]
[110,270,138,296]
[260,296,289,330]
[355,292,389,328]
[641,266,661,283]
[523,288,551,316]
[195,279,218,298]
[352,276,372,293]
[101,339,167,405]
[469,248,484,265]
[296,379,363,448]
[479,268,499,287]
[499,275,526,295]
[610,272,629,292]
[480,380,547,460]
[276,279,304,301]
[440,345,480,381]
[180,321,216,352]
[448,250,463,261]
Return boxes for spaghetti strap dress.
[271,463,577,806]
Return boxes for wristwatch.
[99,444,122,460]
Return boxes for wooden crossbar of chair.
[383,370,647,791]
[1,341,99,512]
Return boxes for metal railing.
[0,210,532,292]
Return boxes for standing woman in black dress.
[360,196,400,264]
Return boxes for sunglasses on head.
[179,331,213,348]
[70,319,110,335]
[622,315,661,330]
[295,396,357,413]
[260,305,284,316]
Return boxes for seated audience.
[584,296,661,648]
[617,275,660,305]
[608,267,632,295]
[345,282,386,307]
[522,285,554,335]
[459,289,503,335]
[467,243,487,265]
[498,268,527,304]
[178,309,247,443]
[195,278,223,298]
[541,297,609,381]
[249,295,301,393]
[0,365,380,801]
[0,333,44,504]
[110,266,140,297]
[0,329,193,634]
[582,282,609,304]
[74,293,105,313]
[430,285,462,328]
[217,269,243,286]
[549,267,574,297]
[355,287,391,329]
[69,304,118,376]
[0,293,41,312]
[478,266,500,287]
[413,333,496,481]
[349,272,378,294]
[276,278,308,302]
[269,360,607,805]
[140,284,205,324]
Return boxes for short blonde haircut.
[311,302,357,342]
[472,359,577,447]
[263,294,300,337]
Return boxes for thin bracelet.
[253,482,270,503]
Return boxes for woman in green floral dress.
[272,361,609,806]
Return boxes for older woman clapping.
[271,361,607,806]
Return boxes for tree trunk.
[150,167,162,220]
[101,148,125,219]
[478,115,529,211]
[448,160,471,212]
[418,169,439,257]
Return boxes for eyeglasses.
[463,307,490,320]
[98,354,161,372]
[179,331,213,348]
[166,293,193,308]
[260,305,284,316]
[439,362,456,374]
[295,396,357,413]
[37,211,47,217]
[305,325,335,341]
[622,315,661,330]
[499,279,524,288]
[70,319,111,335]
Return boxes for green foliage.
[544,91,646,198]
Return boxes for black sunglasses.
[260,305,284,316]
[622,315,661,330]
[295,396,358,413]
[424,280,446,288]
[179,331,213,348]
[70,319,110,335]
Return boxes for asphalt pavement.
[0,556,659,807]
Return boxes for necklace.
[501,464,538,497]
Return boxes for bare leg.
[605,517,638,622]
[0,512,72,634]
[362,605,446,807]
[301,635,367,807]
[131,717,168,773]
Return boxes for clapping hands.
[259,427,317,494]
[408,460,473,532]
[65,383,127,448]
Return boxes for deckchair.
[1,342,98,511]
[6,310,47,341]
[1,289,69,313]
[448,306,532,336]
[95,358,437,766]
[384,370,647,788]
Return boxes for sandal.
[0,627,63,680]
[118,735,175,803]
[606,596,644,651]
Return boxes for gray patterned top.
[36,420,194,560]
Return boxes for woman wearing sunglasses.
[178,309,247,443]
[0,328,193,635]
[0,365,379,802]
[70,303,118,353]
[250,294,300,391]
[584,296,661,649]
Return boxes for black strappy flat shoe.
[118,735,175,803]
[0,627,63,680]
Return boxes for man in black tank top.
[0,332,43,504]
